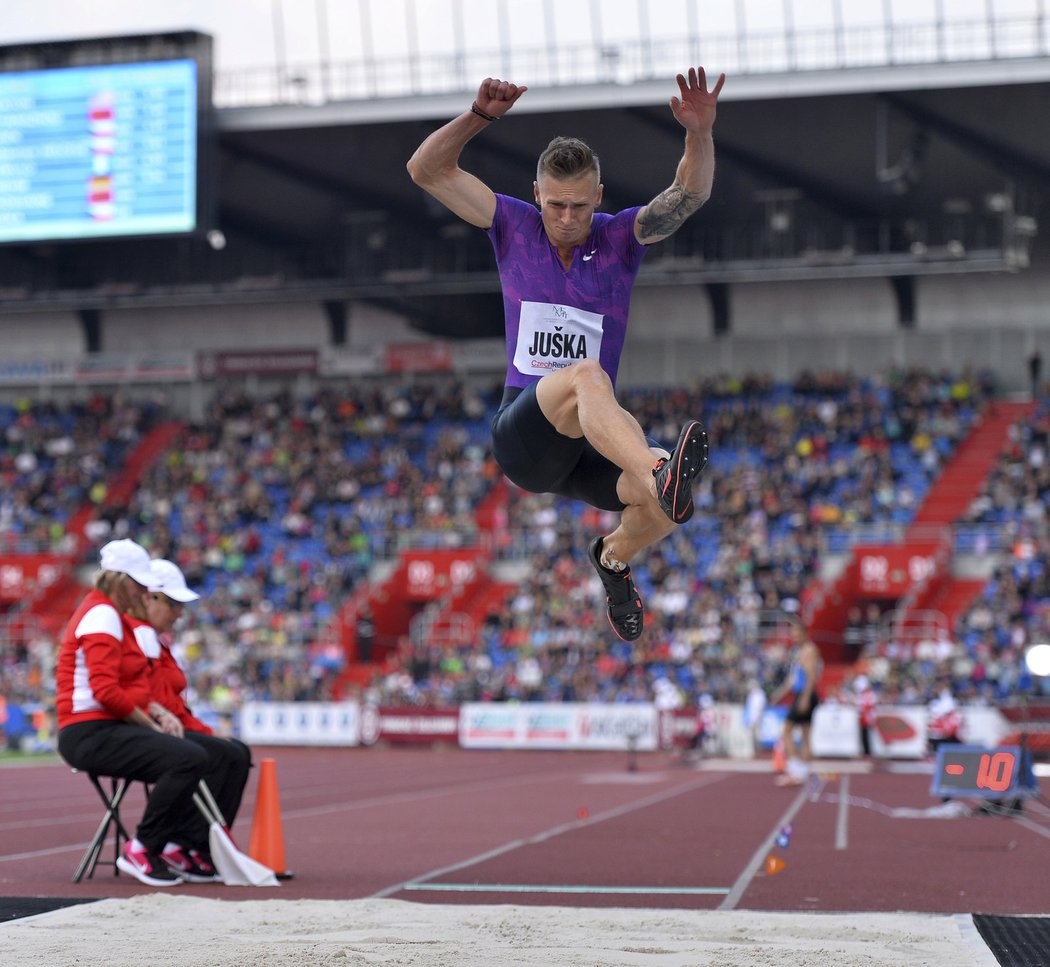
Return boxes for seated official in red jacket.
[56,539,213,887]
[128,558,252,861]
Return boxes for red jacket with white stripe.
[128,617,211,735]
[55,589,152,729]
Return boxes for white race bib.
[513,301,604,378]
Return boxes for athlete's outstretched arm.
[407,77,528,229]
[635,67,725,245]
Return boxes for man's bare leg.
[534,359,706,640]
[535,358,660,503]
[600,455,676,568]
[776,722,810,786]
[535,359,705,567]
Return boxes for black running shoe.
[161,844,220,883]
[587,536,644,641]
[117,841,182,887]
[653,420,709,524]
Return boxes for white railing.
[409,603,475,649]
[214,14,1050,108]
[880,607,951,646]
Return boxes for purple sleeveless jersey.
[485,194,647,390]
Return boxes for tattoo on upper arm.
[636,184,706,242]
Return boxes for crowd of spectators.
[361,366,1016,713]
[3,365,1048,748]
[79,380,499,714]
[950,396,1050,700]
[828,395,1050,709]
[0,393,166,554]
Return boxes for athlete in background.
[770,622,823,786]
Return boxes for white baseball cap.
[148,558,200,603]
[99,539,159,589]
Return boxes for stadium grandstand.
[0,0,1048,823]
[4,8,1050,963]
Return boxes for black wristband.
[471,102,499,122]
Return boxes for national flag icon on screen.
[91,135,116,156]
[88,176,114,220]
[88,177,112,203]
[88,91,117,154]
[88,91,116,133]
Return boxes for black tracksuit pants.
[59,720,211,855]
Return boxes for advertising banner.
[385,341,453,374]
[322,346,384,377]
[358,706,460,746]
[198,349,319,378]
[810,702,862,758]
[868,706,928,759]
[666,704,755,757]
[239,701,359,746]
[458,702,658,750]
[758,707,787,750]
[450,339,507,373]
[0,357,74,385]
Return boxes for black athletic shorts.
[786,691,820,725]
[491,384,626,512]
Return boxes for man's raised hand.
[474,77,528,120]
[669,67,725,135]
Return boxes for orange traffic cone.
[772,737,786,774]
[248,758,294,879]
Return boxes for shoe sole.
[161,857,218,883]
[116,856,182,887]
[658,421,709,523]
[587,537,644,641]
[177,872,221,883]
[605,608,643,642]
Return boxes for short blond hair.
[537,137,600,184]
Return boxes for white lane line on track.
[836,774,850,850]
[403,883,731,895]
[0,843,90,862]
[0,767,719,866]
[0,808,140,833]
[1010,812,1050,839]
[718,778,824,911]
[371,772,730,900]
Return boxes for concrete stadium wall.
[1,259,1048,399]
[619,261,1050,390]
[104,302,329,352]
[918,265,1050,330]
[0,312,84,357]
[727,277,899,336]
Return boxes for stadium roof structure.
[0,23,1048,341]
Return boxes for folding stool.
[72,772,147,883]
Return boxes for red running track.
[1,749,1046,913]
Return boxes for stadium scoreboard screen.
[0,31,213,244]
